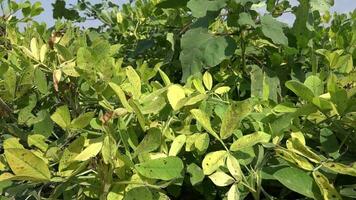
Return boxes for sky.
[8,0,356,27]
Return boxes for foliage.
[0,0,356,199]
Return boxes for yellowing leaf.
[70,112,95,129]
[51,105,71,129]
[313,171,342,200]
[215,86,231,95]
[125,66,141,99]
[322,162,356,177]
[194,133,210,154]
[167,84,186,110]
[202,150,227,175]
[158,68,171,86]
[28,134,48,152]
[109,82,133,112]
[192,78,206,94]
[230,132,271,151]
[3,138,24,150]
[40,44,47,62]
[30,37,39,60]
[226,154,242,181]
[61,60,80,77]
[227,184,240,200]
[286,137,322,163]
[209,171,235,187]
[53,69,62,92]
[220,100,252,139]
[275,148,314,171]
[190,109,219,140]
[169,135,186,156]
[74,140,103,161]
[5,148,51,181]
[203,71,213,90]
[102,135,117,165]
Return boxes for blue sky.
[12,0,356,27]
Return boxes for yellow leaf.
[203,71,213,90]
[5,148,51,181]
[167,84,186,110]
[313,171,342,200]
[30,38,39,60]
[202,150,227,175]
[74,140,103,161]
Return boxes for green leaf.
[274,167,318,198]
[230,132,271,151]
[70,112,95,129]
[312,97,333,110]
[124,187,152,200]
[238,12,256,27]
[156,0,189,8]
[169,135,186,156]
[292,0,312,48]
[209,171,235,187]
[4,148,51,181]
[4,67,16,99]
[134,128,161,157]
[187,163,205,186]
[320,128,339,158]
[202,150,227,175]
[33,110,53,138]
[190,109,220,140]
[260,15,288,45]
[220,101,252,139]
[59,136,85,173]
[135,157,184,180]
[34,68,48,94]
[180,28,236,81]
[74,140,103,161]
[50,105,71,129]
[330,88,348,115]
[285,80,315,102]
[333,54,353,73]
[304,75,324,96]
[187,0,226,18]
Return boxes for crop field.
[0,0,355,199]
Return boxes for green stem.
[240,31,247,72]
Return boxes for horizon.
[7,0,356,28]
